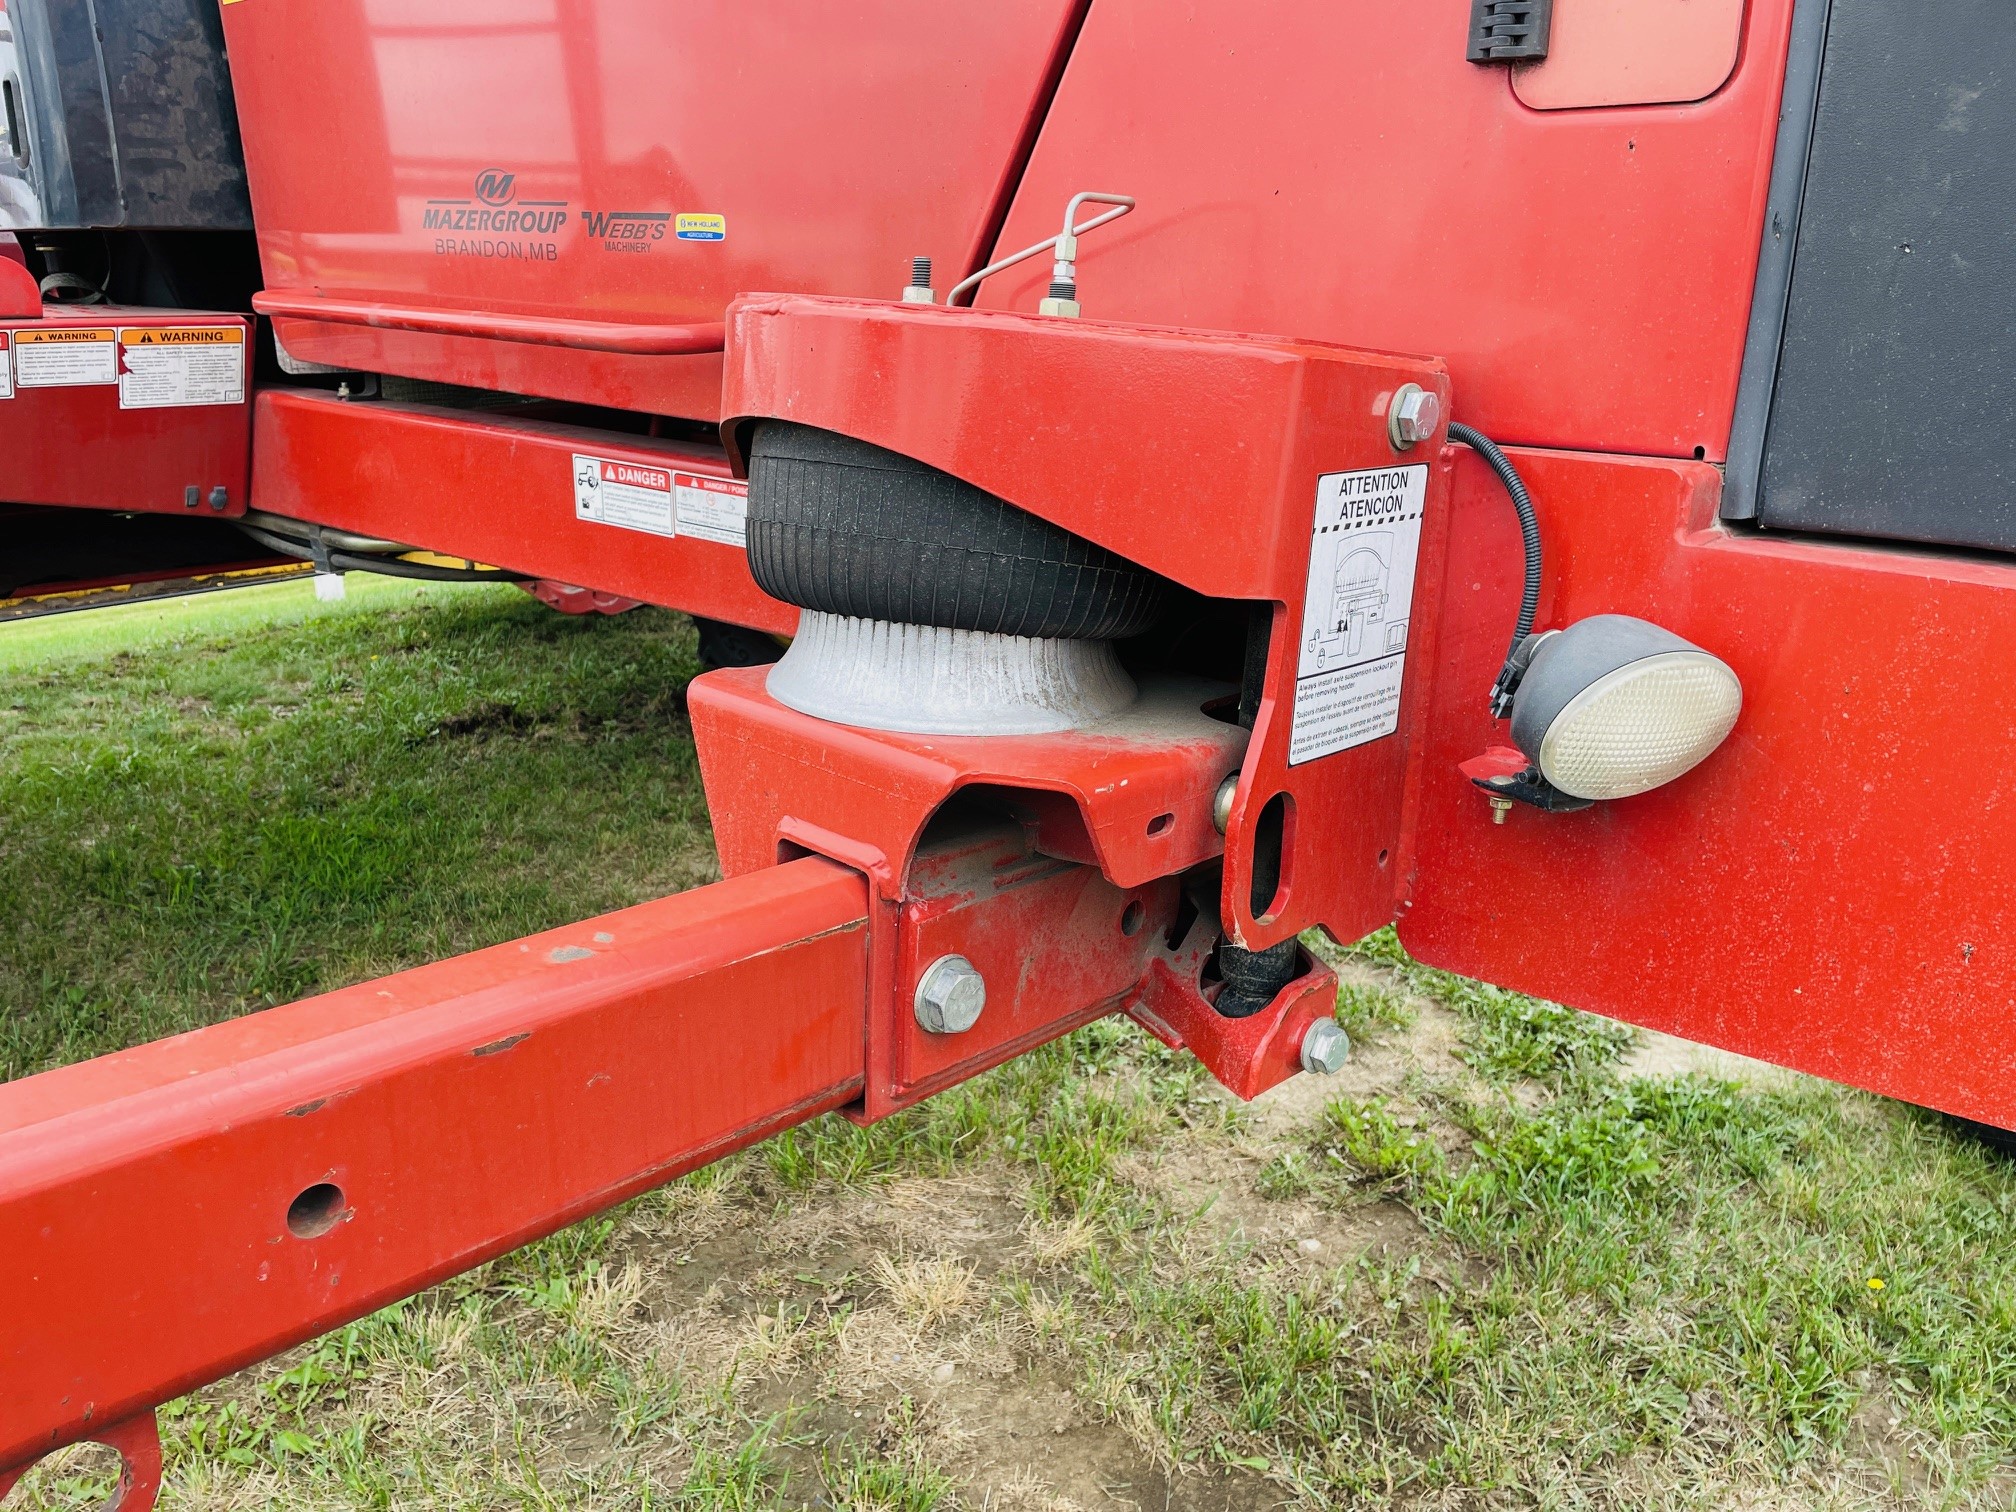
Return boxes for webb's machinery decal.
[581,209,671,252]
[421,170,722,259]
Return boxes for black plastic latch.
[1467,0,1553,62]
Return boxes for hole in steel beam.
[1145,812,1174,837]
[1120,899,1145,936]
[1247,791,1294,921]
[287,1182,347,1239]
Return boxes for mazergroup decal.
[581,209,671,253]
[474,169,517,206]
[426,169,567,259]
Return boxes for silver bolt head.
[1389,384,1441,449]
[1300,1019,1351,1075]
[914,954,986,1035]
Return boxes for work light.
[1507,616,1741,801]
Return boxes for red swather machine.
[4,0,2014,1500]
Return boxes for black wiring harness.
[1447,421,1542,717]
[239,522,528,584]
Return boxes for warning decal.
[1289,464,1428,766]
[14,327,116,388]
[118,326,246,409]
[0,331,12,400]
[573,454,676,537]
[674,472,748,547]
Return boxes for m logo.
[473,169,516,206]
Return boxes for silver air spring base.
[766,611,1138,736]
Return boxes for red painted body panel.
[1403,450,2016,1132]
[250,389,794,632]
[0,308,250,515]
[218,0,1086,418]
[980,0,1795,461]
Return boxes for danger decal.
[672,472,748,547]
[573,455,677,538]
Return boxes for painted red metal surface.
[1402,450,2016,1132]
[1133,952,1338,1103]
[218,0,1088,418]
[0,798,1327,1492]
[689,666,1335,1106]
[252,292,726,356]
[980,0,1796,461]
[525,580,641,616]
[0,1412,158,1512]
[692,671,1246,894]
[893,823,1179,1105]
[722,294,1454,954]
[691,670,1246,1113]
[250,389,794,633]
[1512,0,1748,110]
[0,308,250,515]
[0,858,870,1481]
[0,257,36,318]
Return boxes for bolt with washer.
[1388,383,1441,450]
[914,953,986,1035]
[1300,1019,1351,1075]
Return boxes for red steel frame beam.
[250,389,795,634]
[0,857,869,1481]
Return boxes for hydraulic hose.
[239,524,528,584]
[1447,421,1541,716]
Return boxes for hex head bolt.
[1300,1019,1352,1075]
[914,953,986,1034]
[1388,383,1442,450]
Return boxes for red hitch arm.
[0,858,869,1488]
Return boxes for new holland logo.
[474,169,516,206]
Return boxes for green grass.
[0,577,716,1078]
[6,579,2016,1509]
